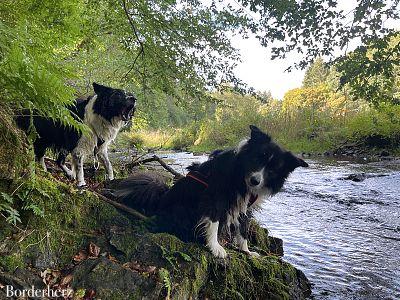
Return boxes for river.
[155,152,400,300]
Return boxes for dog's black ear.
[285,152,309,171]
[297,157,309,168]
[93,82,112,95]
[209,149,223,159]
[249,125,271,143]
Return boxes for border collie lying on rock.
[115,125,308,258]
[16,83,136,186]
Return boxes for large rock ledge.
[69,229,311,300]
[0,175,311,300]
[0,175,311,299]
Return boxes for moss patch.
[0,174,133,271]
[203,252,303,300]
[0,107,33,179]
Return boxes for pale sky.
[231,1,399,99]
[232,36,306,99]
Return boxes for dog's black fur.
[115,125,308,257]
[16,82,136,185]
[17,99,86,161]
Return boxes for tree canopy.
[0,0,399,127]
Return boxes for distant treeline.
[129,56,400,154]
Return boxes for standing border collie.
[16,83,136,186]
[115,125,308,258]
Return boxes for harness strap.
[186,171,209,188]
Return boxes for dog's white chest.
[74,96,125,156]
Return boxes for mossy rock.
[99,229,310,300]
[203,252,310,300]
[248,220,284,256]
[71,257,162,300]
[0,107,33,179]
[0,174,134,272]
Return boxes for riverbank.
[125,89,400,158]
[121,128,400,161]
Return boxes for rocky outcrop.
[1,222,311,300]
[72,226,311,300]
[0,176,311,299]
[0,117,311,299]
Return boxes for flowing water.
[155,151,400,300]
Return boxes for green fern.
[159,245,177,270]
[0,21,85,133]
[0,192,21,225]
[158,268,172,300]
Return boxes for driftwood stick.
[152,155,183,179]
[128,156,158,167]
[128,155,184,179]
[131,146,163,164]
[90,189,149,221]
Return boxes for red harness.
[186,171,258,207]
[186,171,209,187]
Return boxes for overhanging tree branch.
[121,0,145,81]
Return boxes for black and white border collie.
[16,83,136,186]
[115,125,308,258]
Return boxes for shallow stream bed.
[157,152,400,300]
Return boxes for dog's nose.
[250,175,261,186]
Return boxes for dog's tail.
[114,172,170,216]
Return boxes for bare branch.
[127,155,184,179]
[121,0,145,81]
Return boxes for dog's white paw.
[210,244,227,258]
[77,181,87,188]
[65,170,75,180]
[247,250,260,257]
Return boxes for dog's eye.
[258,152,268,160]
[262,153,274,164]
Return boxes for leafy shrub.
[167,125,198,150]
[345,104,400,146]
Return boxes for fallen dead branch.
[43,155,183,221]
[130,146,163,164]
[127,155,183,179]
